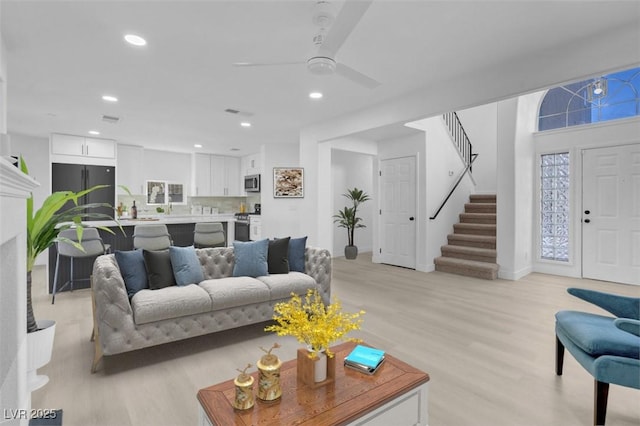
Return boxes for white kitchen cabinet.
[51,133,115,158]
[224,156,240,195]
[194,154,241,196]
[194,153,212,196]
[116,144,144,194]
[241,152,262,176]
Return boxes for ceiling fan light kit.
[307,57,337,75]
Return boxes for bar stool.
[133,224,172,250]
[194,222,226,248]
[52,228,110,304]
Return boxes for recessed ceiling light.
[102,95,118,102]
[124,34,147,46]
[309,91,323,99]
[194,144,203,148]
[88,130,100,135]
[240,122,251,128]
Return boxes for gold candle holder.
[257,343,282,401]
[232,364,255,410]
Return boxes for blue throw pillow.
[115,250,148,297]
[288,236,307,272]
[169,245,204,286]
[233,239,269,277]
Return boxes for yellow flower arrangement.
[265,289,365,358]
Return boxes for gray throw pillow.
[268,237,290,274]
[143,249,176,289]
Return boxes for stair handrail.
[442,111,474,171]
[429,153,478,220]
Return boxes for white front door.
[379,156,417,269]
[582,144,640,285]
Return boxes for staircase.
[434,194,499,279]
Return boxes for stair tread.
[454,223,496,228]
[470,194,496,199]
[460,213,496,217]
[441,245,496,255]
[434,256,499,271]
[448,234,496,241]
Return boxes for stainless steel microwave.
[244,174,260,192]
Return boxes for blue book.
[344,345,385,375]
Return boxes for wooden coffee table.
[197,341,430,426]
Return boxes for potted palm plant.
[21,157,118,389]
[333,187,370,259]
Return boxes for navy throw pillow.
[115,250,148,297]
[288,236,307,272]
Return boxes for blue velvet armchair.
[555,288,640,426]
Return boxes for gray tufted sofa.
[90,246,331,372]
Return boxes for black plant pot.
[344,245,358,260]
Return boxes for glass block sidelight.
[540,153,570,262]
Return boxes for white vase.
[26,319,56,391]
[314,350,328,383]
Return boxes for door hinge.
[379,170,382,176]
[379,248,382,254]
[379,209,382,215]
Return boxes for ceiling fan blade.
[336,63,380,89]
[317,0,372,58]
[233,61,305,67]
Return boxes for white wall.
[9,134,50,268]
[331,149,374,256]
[405,118,475,271]
[260,143,305,240]
[456,103,498,193]
[496,93,540,280]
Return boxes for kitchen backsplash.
[116,195,261,216]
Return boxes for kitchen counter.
[89,214,237,227]
[48,215,237,294]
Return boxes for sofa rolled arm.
[567,288,640,320]
[92,254,135,351]
[614,318,640,337]
[305,247,332,305]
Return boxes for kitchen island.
[48,215,236,295]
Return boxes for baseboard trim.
[498,265,532,281]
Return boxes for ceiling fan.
[233,0,380,89]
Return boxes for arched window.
[538,67,640,131]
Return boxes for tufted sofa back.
[196,247,236,279]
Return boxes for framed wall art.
[273,167,304,198]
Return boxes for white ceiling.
[2,1,639,156]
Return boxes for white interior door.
[379,156,416,269]
[582,144,640,285]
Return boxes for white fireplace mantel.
[0,156,39,426]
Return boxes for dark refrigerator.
[51,163,115,218]
[49,163,115,293]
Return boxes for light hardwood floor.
[31,255,640,426]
